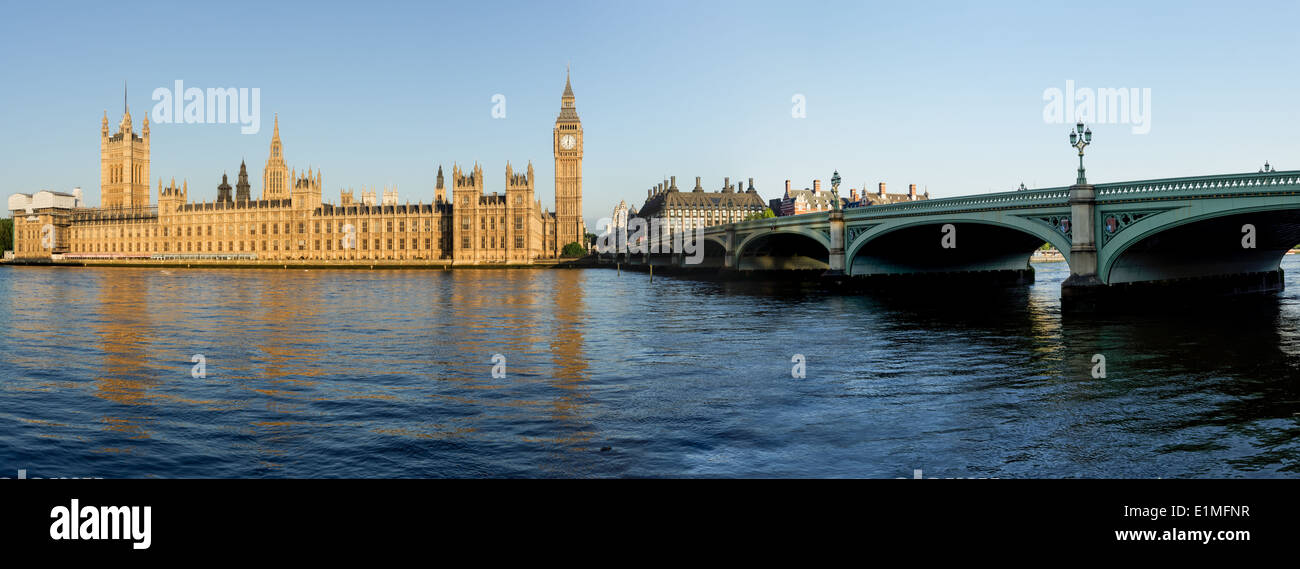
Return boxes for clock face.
[560,134,576,149]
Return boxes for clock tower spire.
[553,68,584,255]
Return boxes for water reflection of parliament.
[90,269,592,468]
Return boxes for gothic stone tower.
[451,162,484,263]
[435,165,446,203]
[217,173,233,203]
[263,114,289,200]
[553,70,584,253]
[505,161,536,262]
[100,98,150,209]
[290,166,322,211]
[236,160,252,202]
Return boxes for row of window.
[68,236,452,254]
[460,235,526,249]
[70,219,458,241]
[106,164,143,184]
[459,216,525,231]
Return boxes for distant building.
[774,179,931,215]
[846,183,928,208]
[636,176,767,232]
[776,179,838,216]
[7,189,83,258]
[609,198,639,249]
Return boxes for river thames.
[2,260,1298,478]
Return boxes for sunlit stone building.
[8,76,586,264]
[635,176,767,232]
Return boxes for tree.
[744,208,777,221]
[584,232,598,246]
[561,241,586,257]
[0,218,12,253]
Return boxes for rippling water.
[2,260,1299,478]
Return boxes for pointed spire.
[273,113,279,138]
[563,66,574,99]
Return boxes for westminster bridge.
[603,169,1300,306]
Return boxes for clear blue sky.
[2,0,1298,226]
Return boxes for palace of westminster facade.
[8,76,586,263]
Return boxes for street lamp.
[830,170,842,211]
[1069,122,1092,185]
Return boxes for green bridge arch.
[1098,198,1300,284]
[844,213,1073,277]
[732,225,833,267]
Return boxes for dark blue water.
[2,260,1298,478]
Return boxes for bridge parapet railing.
[1095,170,1300,199]
[713,170,1300,233]
[844,187,1072,219]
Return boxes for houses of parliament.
[8,76,586,264]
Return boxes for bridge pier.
[724,226,736,269]
[824,211,846,276]
[1061,183,1105,301]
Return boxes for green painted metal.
[1097,197,1300,283]
[731,225,833,267]
[842,212,1073,276]
[689,169,1300,283]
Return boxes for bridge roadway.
[599,170,1300,308]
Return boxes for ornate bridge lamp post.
[826,170,846,276]
[1061,121,1102,301]
[830,170,842,211]
[1069,122,1092,185]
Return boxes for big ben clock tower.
[554,69,584,254]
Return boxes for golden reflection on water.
[6,267,600,475]
[93,271,158,445]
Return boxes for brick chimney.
[785,179,791,197]
[849,188,858,202]
[909,184,917,200]
[878,182,886,197]
[814,179,821,192]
